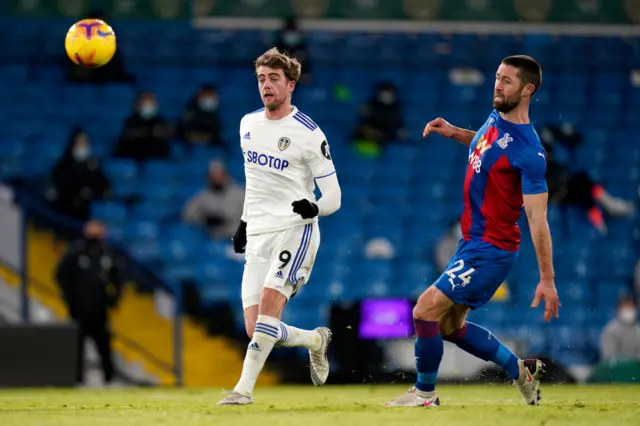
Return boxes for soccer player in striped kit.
[386,56,561,407]
[218,48,341,406]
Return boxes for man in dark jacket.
[49,127,111,221]
[55,220,123,386]
[113,91,173,162]
[353,81,407,156]
[176,84,224,149]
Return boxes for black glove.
[292,199,319,219]
[232,220,247,253]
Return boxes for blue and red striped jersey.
[461,110,548,252]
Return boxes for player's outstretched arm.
[423,117,476,147]
[524,193,561,322]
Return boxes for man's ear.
[523,82,536,98]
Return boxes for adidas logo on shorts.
[274,270,284,279]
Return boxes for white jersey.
[240,106,336,236]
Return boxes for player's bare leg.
[440,303,544,405]
[385,286,452,407]
[243,305,259,338]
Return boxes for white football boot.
[384,387,440,407]
[217,391,254,406]
[309,327,332,386]
[515,359,545,405]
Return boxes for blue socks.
[443,321,520,380]
[413,319,443,393]
[413,319,521,393]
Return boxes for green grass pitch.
[0,384,639,425]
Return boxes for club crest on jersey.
[278,137,291,151]
[497,133,513,149]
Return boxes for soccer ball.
[65,19,116,68]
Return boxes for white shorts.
[241,222,320,309]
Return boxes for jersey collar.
[263,105,298,122]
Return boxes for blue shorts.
[434,239,517,310]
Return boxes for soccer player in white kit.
[217,48,342,406]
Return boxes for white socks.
[276,322,322,352]
[234,315,280,396]
[234,315,322,396]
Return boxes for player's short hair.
[254,47,302,82]
[501,55,542,94]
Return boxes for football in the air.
[65,19,116,68]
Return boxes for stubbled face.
[257,66,294,111]
[494,63,528,113]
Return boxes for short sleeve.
[516,148,548,195]
[306,129,336,179]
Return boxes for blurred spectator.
[55,220,123,386]
[176,84,224,149]
[113,92,173,162]
[47,127,111,221]
[600,295,640,363]
[181,160,244,239]
[66,10,135,85]
[541,128,635,235]
[364,237,396,260]
[353,81,406,157]
[275,17,312,85]
[540,123,635,235]
[434,219,462,273]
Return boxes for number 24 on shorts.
[445,260,476,290]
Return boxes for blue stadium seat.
[194,261,229,285]
[199,283,233,306]
[159,238,199,263]
[162,261,197,284]
[132,201,176,221]
[103,159,138,181]
[123,220,159,242]
[91,202,127,222]
[128,240,160,263]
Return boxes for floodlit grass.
[0,384,638,425]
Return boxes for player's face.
[257,66,294,111]
[493,64,525,113]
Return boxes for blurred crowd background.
[0,0,639,389]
